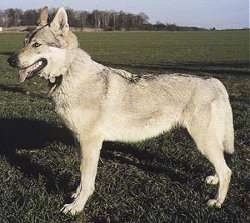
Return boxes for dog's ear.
[50,7,69,34]
[37,6,49,26]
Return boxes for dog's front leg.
[61,136,103,215]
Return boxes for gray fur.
[13,7,234,215]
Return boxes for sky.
[0,0,249,29]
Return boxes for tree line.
[0,8,206,31]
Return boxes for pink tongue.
[19,69,29,83]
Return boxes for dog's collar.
[48,75,63,96]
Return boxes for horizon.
[0,0,249,29]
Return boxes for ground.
[0,31,249,222]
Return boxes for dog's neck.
[46,48,105,97]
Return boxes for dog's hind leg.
[187,101,232,208]
[190,128,231,208]
[205,149,231,208]
[61,135,103,215]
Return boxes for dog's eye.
[32,42,42,48]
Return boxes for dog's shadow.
[0,83,47,99]
[0,51,13,56]
[0,118,73,150]
[0,118,198,195]
[102,140,190,183]
[0,118,76,193]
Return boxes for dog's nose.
[7,54,18,67]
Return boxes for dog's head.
[7,7,78,83]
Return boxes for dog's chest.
[51,86,78,132]
[53,96,74,131]
[52,86,102,135]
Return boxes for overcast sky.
[0,0,249,29]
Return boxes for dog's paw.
[206,175,219,185]
[207,199,222,208]
[71,184,82,199]
[60,197,84,215]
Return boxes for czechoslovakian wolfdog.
[8,7,234,215]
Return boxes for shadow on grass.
[102,141,190,183]
[0,83,48,99]
[0,119,74,150]
[0,118,201,194]
[0,118,74,193]
[99,60,250,75]
[0,51,13,56]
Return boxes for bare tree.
[80,11,88,29]
[0,7,206,31]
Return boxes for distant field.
[78,31,249,65]
[0,31,249,222]
[1,30,249,64]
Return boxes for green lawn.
[77,31,250,65]
[1,30,249,64]
[0,31,249,222]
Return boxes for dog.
[8,7,234,215]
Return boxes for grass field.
[0,31,249,223]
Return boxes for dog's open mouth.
[19,58,47,82]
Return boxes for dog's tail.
[223,99,234,154]
[212,78,234,154]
